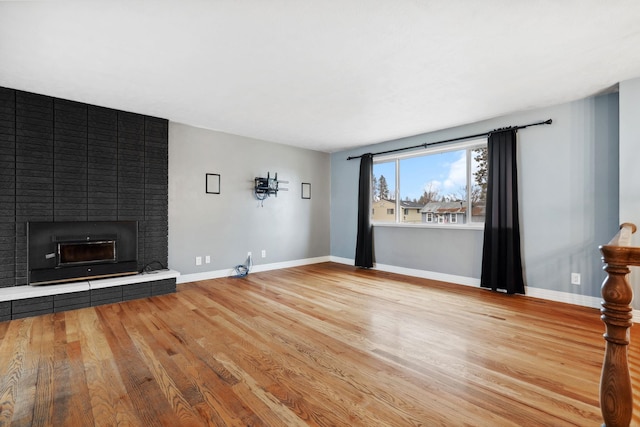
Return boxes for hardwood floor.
[1,262,639,426]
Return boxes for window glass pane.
[372,161,396,223]
[399,149,467,224]
[370,142,486,226]
[471,147,487,223]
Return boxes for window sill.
[372,222,484,231]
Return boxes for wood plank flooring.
[1,262,639,426]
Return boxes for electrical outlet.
[195,256,202,266]
[571,272,581,285]
[247,251,252,257]
[261,249,266,258]
[205,255,211,264]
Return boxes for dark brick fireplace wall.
[0,86,169,288]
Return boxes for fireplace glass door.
[58,241,116,266]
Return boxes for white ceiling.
[1,1,640,153]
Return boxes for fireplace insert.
[28,221,138,285]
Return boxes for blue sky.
[373,149,467,201]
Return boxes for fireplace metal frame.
[27,221,138,286]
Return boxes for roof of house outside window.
[421,201,486,216]
[400,200,424,209]
[421,201,466,214]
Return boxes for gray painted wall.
[169,123,330,275]
[619,77,640,308]
[331,92,619,298]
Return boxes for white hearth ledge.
[0,269,181,302]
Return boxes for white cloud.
[443,152,466,190]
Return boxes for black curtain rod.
[346,118,552,160]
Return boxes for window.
[372,139,487,225]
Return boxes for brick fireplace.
[0,86,176,321]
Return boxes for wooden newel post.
[599,222,637,427]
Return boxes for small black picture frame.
[301,182,311,199]
[206,173,220,194]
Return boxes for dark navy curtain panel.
[480,128,525,294]
[355,153,374,268]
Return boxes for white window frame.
[371,138,486,229]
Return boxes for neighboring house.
[372,199,424,223]
[372,199,396,222]
[421,201,485,225]
[400,200,423,223]
[470,204,486,223]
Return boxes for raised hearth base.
[0,269,180,321]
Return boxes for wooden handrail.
[599,222,639,426]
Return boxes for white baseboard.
[176,269,232,284]
[179,255,639,323]
[328,256,354,265]
[330,257,480,287]
[524,286,601,309]
[250,256,331,273]
[373,262,481,287]
[327,257,633,320]
[177,256,331,284]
